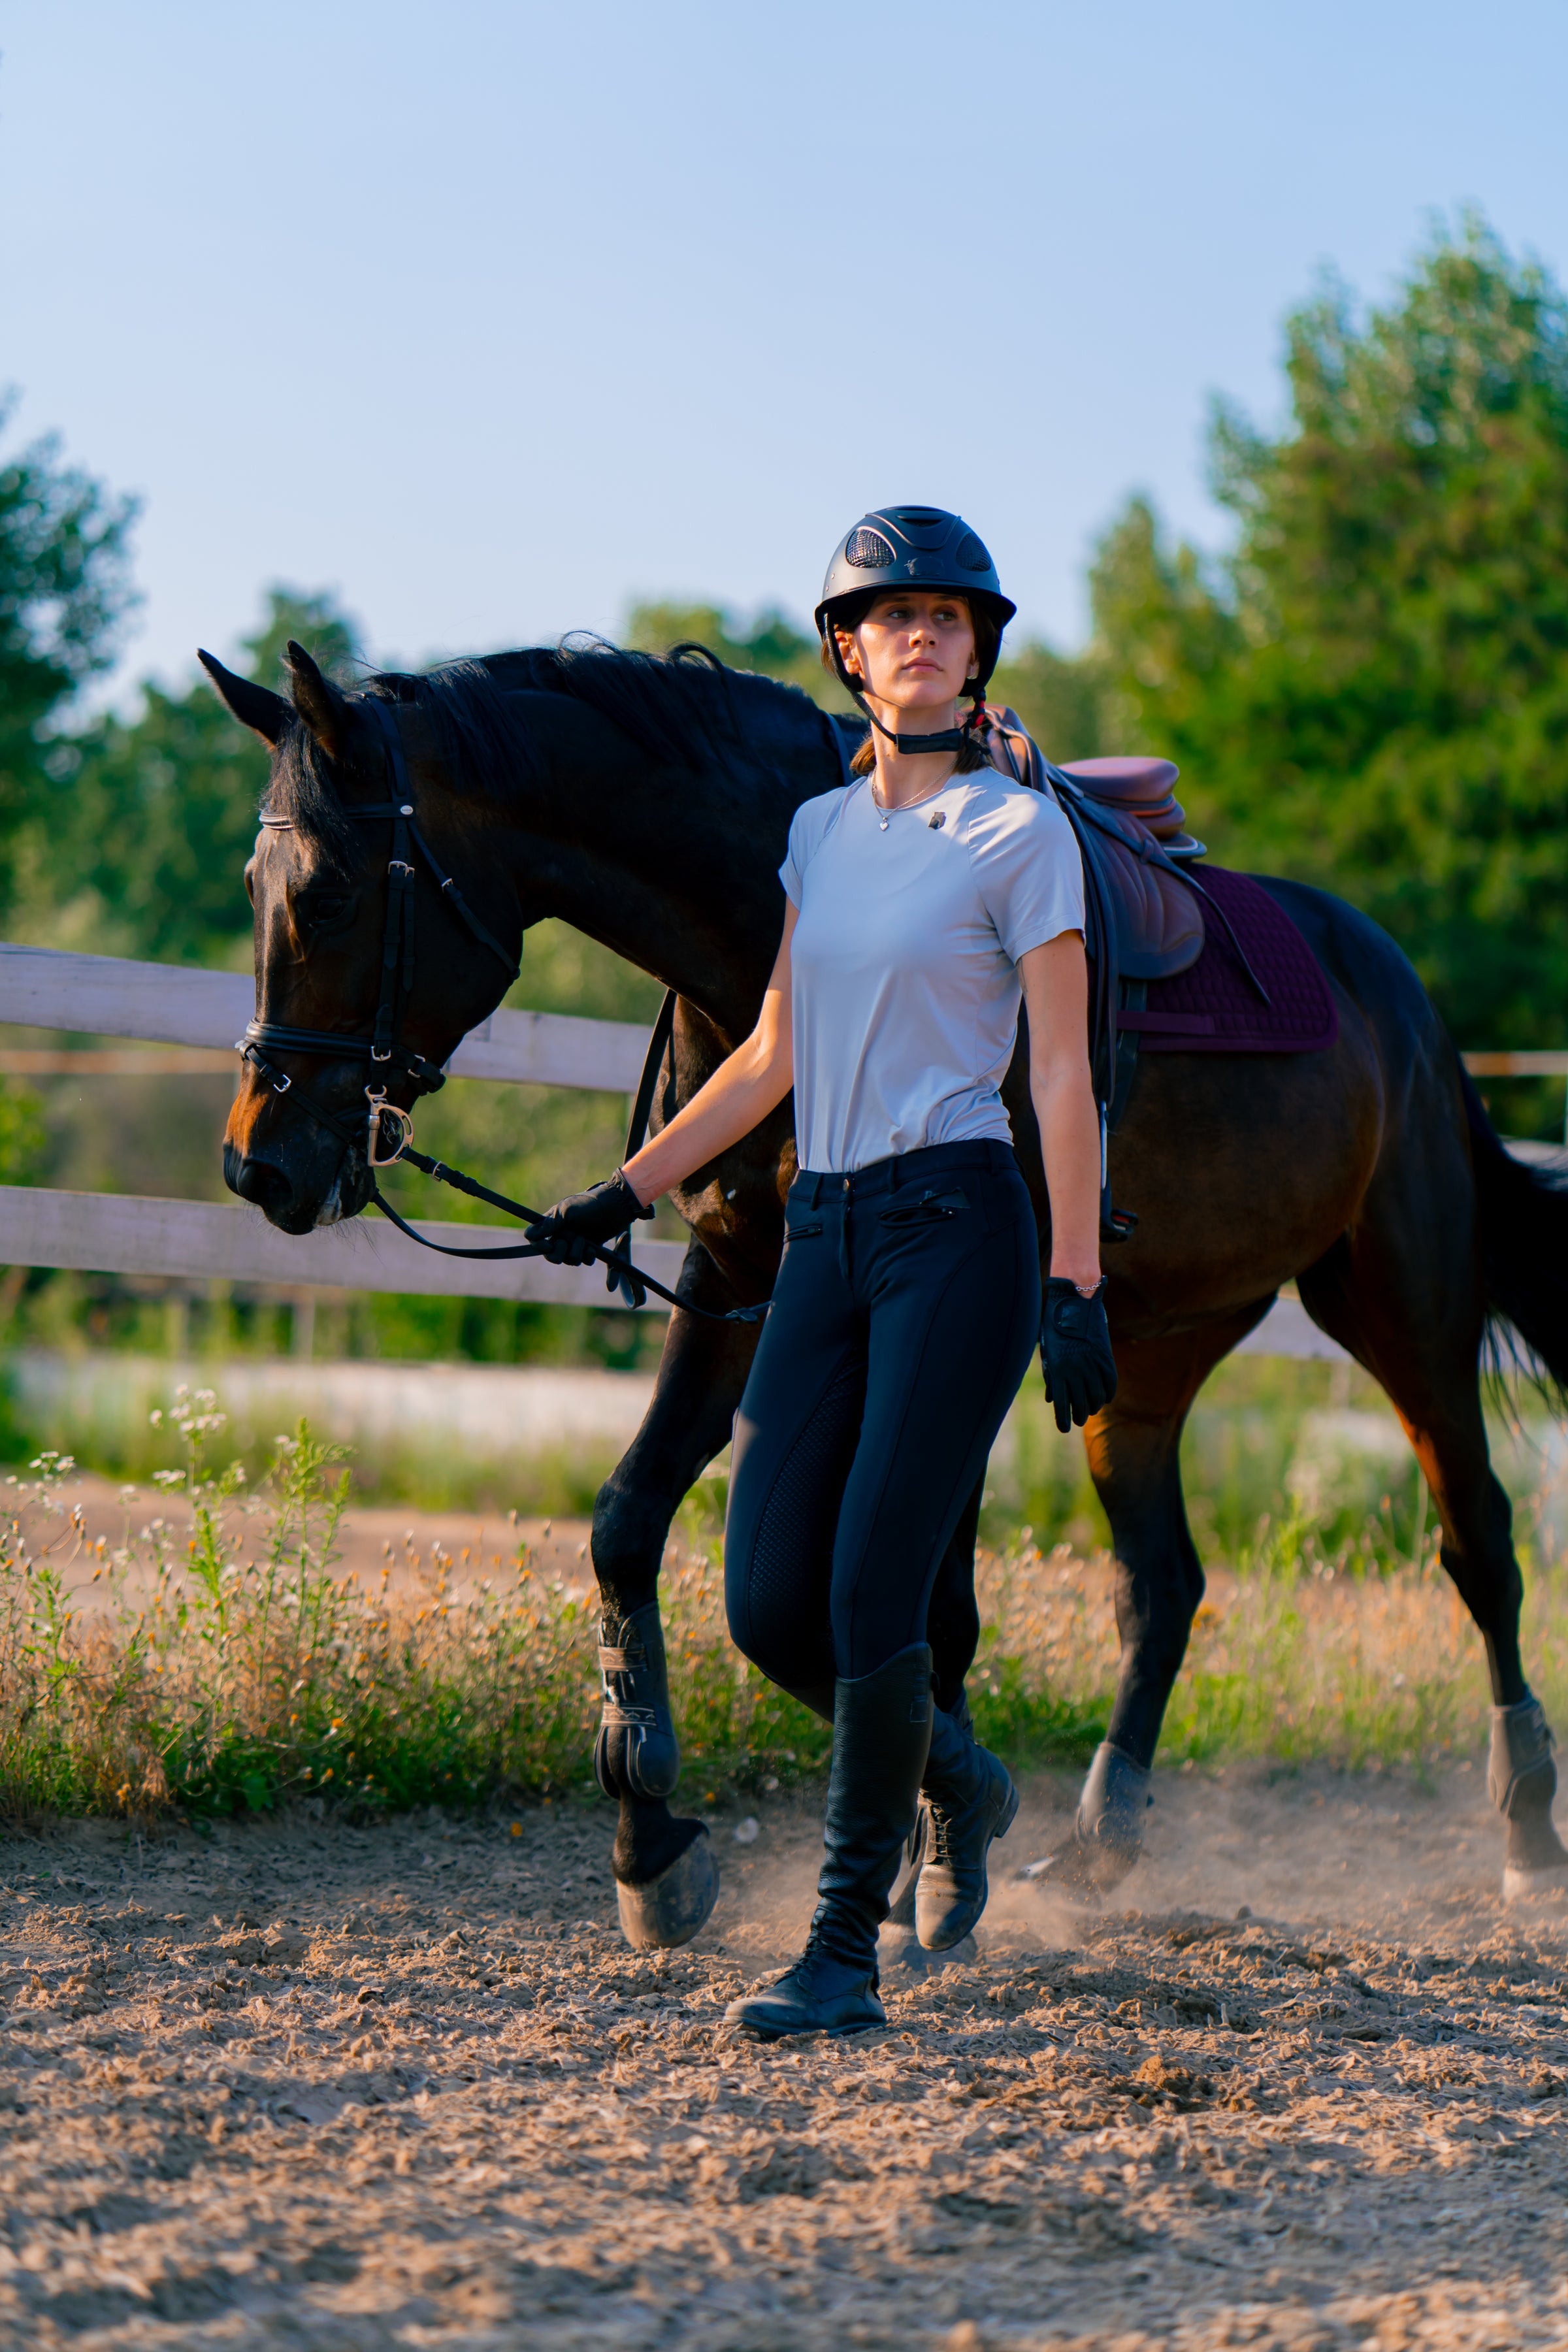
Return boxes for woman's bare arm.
[622,906,798,1205]
[1017,931,1102,1289]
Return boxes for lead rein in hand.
[366,1137,770,1326]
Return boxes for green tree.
[0,398,137,891]
[1088,216,1568,1050]
[988,638,1106,761]
[27,589,361,966]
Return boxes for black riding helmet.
[815,506,1017,754]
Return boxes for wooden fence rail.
[0,942,647,1091]
[0,1184,691,1309]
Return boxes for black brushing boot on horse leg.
[585,1250,765,1945]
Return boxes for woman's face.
[837,591,977,714]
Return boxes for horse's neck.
[497,689,837,1039]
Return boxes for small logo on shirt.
[928,811,946,830]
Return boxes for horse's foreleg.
[1032,1307,1273,1898]
[591,1247,760,1948]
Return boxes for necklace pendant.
[878,809,889,831]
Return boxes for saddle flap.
[1094,835,1206,979]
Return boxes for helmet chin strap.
[861,703,966,756]
[854,675,983,759]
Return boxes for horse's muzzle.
[224,1142,310,1232]
[224,1133,365,1235]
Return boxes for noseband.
[240,698,520,1166]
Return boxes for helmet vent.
[955,532,992,572]
[845,528,896,569]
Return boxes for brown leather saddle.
[986,719,1206,983]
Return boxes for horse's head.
[204,641,521,1234]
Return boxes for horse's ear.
[284,639,350,764]
[197,649,290,746]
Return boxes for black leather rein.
[240,696,766,1324]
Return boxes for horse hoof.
[1502,1856,1568,1906]
[615,1825,719,1949]
[880,1928,977,1979]
[1017,1850,1103,1908]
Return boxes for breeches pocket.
[876,1184,971,1227]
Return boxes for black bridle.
[241,699,519,1157]
[240,696,768,1323]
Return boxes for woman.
[529,506,1117,2037]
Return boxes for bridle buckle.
[366,1088,414,1167]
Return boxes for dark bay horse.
[204,635,1568,1939]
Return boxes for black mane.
[265,636,855,866]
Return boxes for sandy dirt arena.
[3,1763,1567,2350]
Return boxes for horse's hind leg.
[1298,1171,1568,1900]
[591,1255,760,1948]
[1032,1304,1275,1897]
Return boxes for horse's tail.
[1462,1066,1568,1405]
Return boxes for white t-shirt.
[778,771,1085,1174]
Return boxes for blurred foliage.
[18,588,357,968]
[1085,214,1568,1053]
[988,638,1106,761]
[0,396,139,903]
[0,1079,46,1187]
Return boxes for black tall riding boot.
[912,1690,1019,1950]
[727,1643,934,2039]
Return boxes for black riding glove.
[1039,1276,1118,1433]
[525,1171,653,1305]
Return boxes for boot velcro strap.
[602,1702,659,1728]
[1490,1698,1555,1811]
[598,1646,638,1672]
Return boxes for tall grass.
[1,1386,1564,1823]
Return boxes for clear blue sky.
[5,0,1567,695]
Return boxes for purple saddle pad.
[1118,866,1339,1055]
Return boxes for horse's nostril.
[231,1156,294,1216]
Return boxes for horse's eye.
[299,891,351,932]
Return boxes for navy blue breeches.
[724,1138,1041,1691]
